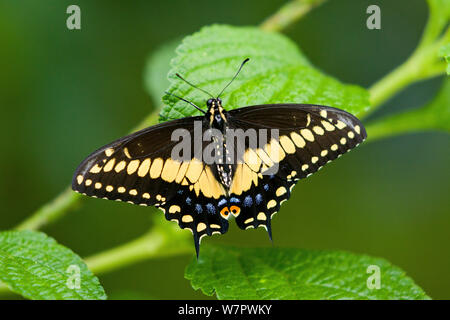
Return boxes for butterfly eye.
[217,98,222,104]
[230,205,241,217]
[207,99,213,107]
[220,207,230,219]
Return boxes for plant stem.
[85,228,191,275]
[15,188,80,231]
[365,108,435,143]
[367,26,449,113]
[370,46,446,110]
[14,109,160,231]
[368,48,438,110]
[260,0,326,32]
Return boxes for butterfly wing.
[72,116,228,256]
[226,104,367,235]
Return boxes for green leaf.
[439,43,450,75]
[160,25,370,122]
[185,246,429,300]
[0,230,107,300]
[144,38,181,105]
[366,77,450,141]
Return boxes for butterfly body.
[204,98,235,190]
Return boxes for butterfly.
[72,58,367,257]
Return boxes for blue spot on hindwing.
[195,204,203,214]
[263,184,269,191]
[255,194,263,205]
[186,197,192,205]
[230,197,240,204]
[244,196,253,207]
[206,203,216,214]
[218,198,227,207]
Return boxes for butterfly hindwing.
[232,173,294,239]
[158,172,229,256]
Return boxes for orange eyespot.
[230,205,241,217]
[220,207,230,219]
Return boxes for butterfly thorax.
[206,98,227,130]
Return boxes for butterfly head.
[206,98,222,109]
[171,59,250,129]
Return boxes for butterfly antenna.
[175,73,215,99]
[217,58,250,99]
[165,91,206,114]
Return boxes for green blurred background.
[0,0,449,299]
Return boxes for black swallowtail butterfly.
[72,59,367,256]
